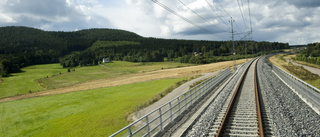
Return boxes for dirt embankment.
[0,59,248,103]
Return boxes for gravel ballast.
[183,61,250,136]
[182,56,320,136]
[257,56,320,136]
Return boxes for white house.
[102,58,110,63]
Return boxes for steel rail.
[215,58,264,136]
[254,58,264,137]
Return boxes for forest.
[0,26,289,77]
[294,43,320,65]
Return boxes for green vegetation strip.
[0,64,64,98]
[283,63,320,90]
[0,78,185,137]
[271,54,320,90]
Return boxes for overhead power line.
[216,0,231,18]
[215,0,247,40]
[151,0,229,39]
[151,0,212,34]
[247,0,253,35]
[237,0,248,31]
[150,0,253,42]
[204,0,231,30]
[177,0,228,32]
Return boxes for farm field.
[40,61,195,90]
[0,78,185,137]
[0,61,194,98]
[0,59,249,102]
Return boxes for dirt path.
[0,59,248,103]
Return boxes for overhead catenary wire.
[240,0,247,22]
[177,0,229,32]
[235,0,252,41]
[237,0,248,31]
[216,0,231,18]
[247,0,253,36]
[151,0,253,42]
[215,0,247,40]
[240,0,250,37]
[151,0,210,33]
[213,0,253,58]
[204,0,231,30]
[216,0,242,33]
[151,0,229,39]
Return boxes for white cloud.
[0,14,16,23]
[0,0,320,45]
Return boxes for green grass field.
[0,78,185,137]
[0,64,65,98]
[0,61,193,98]
[41,61,193,90]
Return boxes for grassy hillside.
[0,26,289,77]
[0,64,64,98]
[0,78,185,137]
[0,26,142,76]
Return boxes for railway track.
[208,58,266,137]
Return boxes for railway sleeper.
[222,129,259,134]
[222,133,259,137]
[229,114,257,117]
[228,117,257,120]
[231,110,257,114]
[226,120,258,123]
[225,125,259,130]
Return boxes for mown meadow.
[0,64,64,98]
[0,78,185,136]
[0,61,193,98]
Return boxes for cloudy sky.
[0,0,320,45]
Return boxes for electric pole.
[230,17,236,71]
[245,39,247,61]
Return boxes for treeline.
[0,26,141,76]
[0,26,289,77]
[294,43,320,65]
[60,38,288,67]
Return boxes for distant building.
[193,52,202,56]
[102,58,110,63]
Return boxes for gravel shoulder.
[259,56,320,136]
